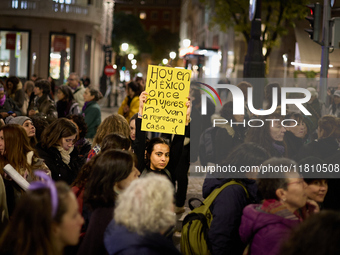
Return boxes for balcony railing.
[0,0,102,25]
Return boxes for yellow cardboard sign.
[141,65,191,135]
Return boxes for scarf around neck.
[56,145,74,165]
[0,94,6,107]
[260,199,302,221]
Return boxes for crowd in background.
[0,74,338,255]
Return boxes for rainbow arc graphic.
[195,82,222,106]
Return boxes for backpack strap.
[203,180,249,209]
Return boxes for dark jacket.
[284,131,305,161]
[202,178,260,255]
[82,101,101,139]
[36,143,80,185]
[77,207,113,255]
[57,100,79,118]
[74,138,92,168]
[239,204,300,255]
[104,220,181,255]
[296,137,339,162]
[0,98,21,117]
[214,124,246,164]
[29,94,57,122]
[134,117,185,176]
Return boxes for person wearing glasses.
[67,73,86,108]
[239,158,316,255]
[36,118,81,185]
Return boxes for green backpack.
[180,180,249,255]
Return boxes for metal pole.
[319,0,330,104]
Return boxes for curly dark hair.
[67,114,88,140]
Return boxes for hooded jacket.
[104,220,181,255]
[239,204,300,255]
[202,178,260,255]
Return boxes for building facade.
[0,0,112,87]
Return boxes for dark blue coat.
[202,178,260,255]
[104,220,181,255]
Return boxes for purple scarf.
[82,101,89,113]
[0,94,6,107]
[272,142,285,156]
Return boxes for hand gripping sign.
[141,65,191,135]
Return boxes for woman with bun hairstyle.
[82,87,103,139]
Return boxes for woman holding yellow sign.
[135,91,191,182]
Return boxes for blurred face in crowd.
[305,179,328,203]
[7,82,13,90]
[67,75,79,89]
[34,86,43,97]
[0,130,5,155]
[22,120,36,138]
[83,88,94,103]
[53,192,84,249]
[129,119,136,141]
[0,90,5,99]
[281,174,307,212]
[150,144,170,170]
[285,120,306,138]
[114,166,140,192]
[59,134,76,151]
[269,121,286,142]
[57,89,65,101]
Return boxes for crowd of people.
[0,74,339,255]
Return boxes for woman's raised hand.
[138,91,148,117]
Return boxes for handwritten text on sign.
[142,65,191,135]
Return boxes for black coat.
[202,178,261,255]
[296,137,339,162]
[36,143,80,185]
[284,131,305,161]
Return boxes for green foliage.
[200,0,309,60]
[150,29,180,64]
[112,12,151,55]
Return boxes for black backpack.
[198,127,222,166]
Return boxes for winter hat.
[334,90,340,97]
[6,116,31,126]
[307,87,318,98]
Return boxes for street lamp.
[169,51,176,60]
[183,39,191,48]
[131,59,137,65]
[128,53,134,60]
[162,58,169,65]
[121,43,129,52]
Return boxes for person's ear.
[51,222,60,237]
[275,188,286,202]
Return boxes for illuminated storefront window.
[0,30,29,78]
[49,33,74,85]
